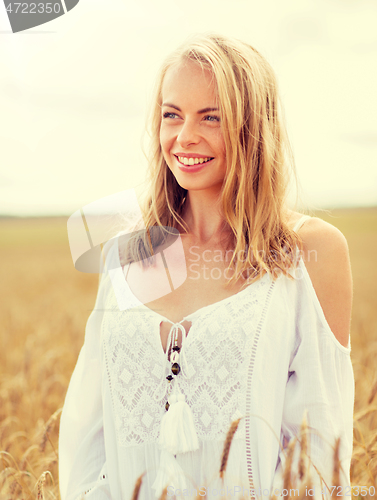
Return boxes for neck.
[181,189,231,246]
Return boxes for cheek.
[159,126,172,154]
[211,128,225,150]
[159,129,173,167]
[213,131,226,157]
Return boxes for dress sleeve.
[59,243,115,500]
[272,260,355,499]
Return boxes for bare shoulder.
[298,216,349,259]
[297,217,353,349]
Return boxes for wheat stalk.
[283,436,297,499]
[298,410,309,481]
[368,375,377,404]
[19,444,39,472]
[366,431,377,453]
[331,437,341,496]
[220,418,242,479]
[131,472,144,500]
[295,470,314,500]
[39,408,62,454]
[36,471,52,500]
[159,486,168,500]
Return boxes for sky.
[0,0,376,216]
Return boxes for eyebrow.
[162,103,219,114]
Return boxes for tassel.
[158,392,199,454]
[151,449,188,499]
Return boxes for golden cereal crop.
[0,209,376,499]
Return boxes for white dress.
[58,215,355,500]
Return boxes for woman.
[59,33,354,500]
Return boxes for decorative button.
[166,375,173,381]
[172,346,181,352]
[165,401,170,411]
[171,363,180,375]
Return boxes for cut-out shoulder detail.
[298,218,352,349]
[299,257,351,353]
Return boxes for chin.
[177,178,223,194]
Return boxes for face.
[159,60,226,195]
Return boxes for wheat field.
[0,208,376,499]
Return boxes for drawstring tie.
[152,323,191,401]
[152,321,199,498]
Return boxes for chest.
[123,241,256,352]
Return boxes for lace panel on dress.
[102,274,273,448]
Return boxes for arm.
[300,217,353,349]
[272,217,355,497]
[59,245,114,500]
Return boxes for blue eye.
[163,112,178,119]
[205,115,220,122]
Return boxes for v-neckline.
[114,236,271,326]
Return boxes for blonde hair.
[123,32,303,285]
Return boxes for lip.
[174,153,214,159]
[174,154,214,172]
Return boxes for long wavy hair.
[121,32,303,286]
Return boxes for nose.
[176,119,200,148]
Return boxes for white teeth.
[177,156,213,165]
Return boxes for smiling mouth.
[174,155,214,166]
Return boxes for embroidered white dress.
[58,215,355,500]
